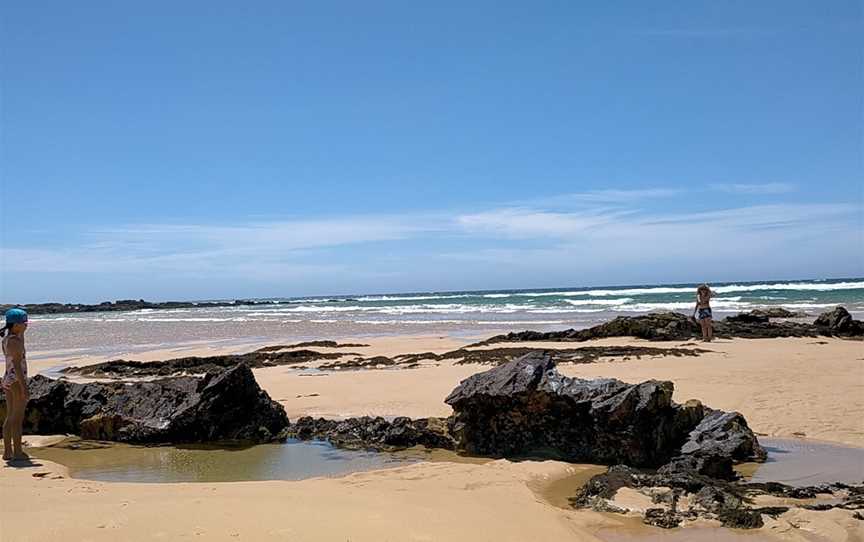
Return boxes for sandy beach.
[3,333,863,541]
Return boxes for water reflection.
[30,438,416,483]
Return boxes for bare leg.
[700,319,709,341]
[3,386,18,460]
[706,317,714,342]
[12,388,28,458]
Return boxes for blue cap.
[5,308,28,325]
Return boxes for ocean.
[28,278,864,358]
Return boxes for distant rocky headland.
[0,298,288,315]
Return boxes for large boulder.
[0,364,288,443]
[814,306,864,335]
[444,352,764,469]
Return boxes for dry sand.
[3,333,863,541]
[7,455,852,542]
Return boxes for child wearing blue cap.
[2,308,29,461]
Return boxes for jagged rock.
[0,364,288,443]
[674,410,767,479]
[286,415,455,450]
[814,306,864,335]
[572,465,861,530]
[643,508,682,529]
[444,352,763,467]
[717,508,763,529]
[692,485,743,512]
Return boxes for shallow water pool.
[742,438,864,487]
[29,438,417,483]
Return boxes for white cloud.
[455,203,857,239]
[709,183,796,195]
[2,196,860,301]
[456,208,631,238]
[0,214,442,278]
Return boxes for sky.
[1,1,862,303]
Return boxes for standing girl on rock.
[2,308,30,461]
[693,284,715,342]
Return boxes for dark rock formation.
[477,307,863,345]
[814,306,864,335]
[724,312,770,324]
[0,364,288,443]
[62,348,361,378]
[571,464,862,530]
[64,343,709,379]
[286,416,455,450]
[0,299,286,316]
[643,508,682,529]
[448,345,708,366]
[444,352,764,471]
[256,341,369,351]
[751,308,807,319]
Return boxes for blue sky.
[1,1,862,302]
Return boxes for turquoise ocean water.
[30,278,864,357]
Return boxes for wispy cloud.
[519,187,682,208]
[456,208,632,238]
[0,215,443,277]
[710,182,796,195]
[2,194,860,300]
[456,203,856,239]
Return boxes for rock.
[727,308,807,322]
[63,348,361,378]
[692,485,743,513]
[724,312,769,324]
[0,364,288,443]
[570,465,642,506]
[572,465,860,530]
[643,508,682,529]
[675,410,766,479]
[480,312,701,344]
[751,308,805,319]
[717,508,763,529]
[287,415,455,450]
[814,306,864,335]
[478,307,864,344]
[444,352,763,467]
[658,454,734,481]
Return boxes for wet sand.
[4,333,863,540]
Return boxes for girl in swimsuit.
[2,308,29,461]
[693,284,714,342]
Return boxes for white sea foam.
[563,298,634,306]
[355,294,471,302]
[577,281,864,297]
[427,280,864,299]
[134,317,252,322]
